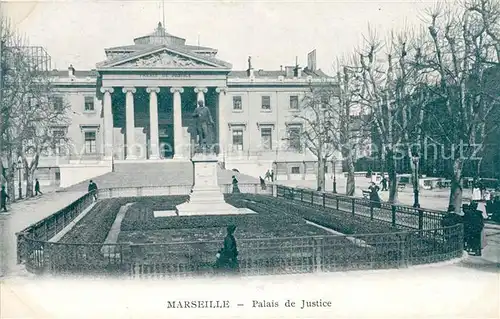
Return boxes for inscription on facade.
[139,73,192,78]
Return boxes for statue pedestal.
[175,153,240,216]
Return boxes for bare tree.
[296,83,338,191]
[1,16,68,199]
[419,1,500,210]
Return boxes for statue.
[191,100,215,153]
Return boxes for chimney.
[247,56,254,77]
[280,65,283,72]
[285,66,294,77]
[294,56,301,77]
[307,49,317,72]
[296,67,302,77]
[68,64,75,77]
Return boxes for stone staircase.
[63,161,258,192]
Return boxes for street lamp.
[333,160,337,193]
[17,159,22,200]
[412,154,420,208]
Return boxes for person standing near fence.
[232,175,240,194]
[369,182,381,208]
[88,180,98,201]
[463,201,485,256]
[215,225,239,274]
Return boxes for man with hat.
[215,225,239,273]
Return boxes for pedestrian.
[259,176,266,190]
[232,175,240,194]
[472,178,482,201]
[270,169,274,182]
[463,201,485,256]
[264,170,271,182]
[369,182,381,208]
[88,180,98,201]
[34,178,42,196]
[1,185,9,212]
[381,176,388,191]
[215,225,239,274]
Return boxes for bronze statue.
[192,100,215,152]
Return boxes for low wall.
[59,162,112,188]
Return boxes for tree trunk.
[317,158,326,191]
[449,158,463,212]
[386,148,398,203]
[25,167,33,198]
[343,149,356,196]
[6,167,15,202]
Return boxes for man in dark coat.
[34,178,42,196]
[215,225,239,273]
[1,185,9,212]
[381,177,388,191]
[232,175,240,194]
[463,201,485,256]
[88,180,98,201]
[369,182,381,208]
[192,100,215,148]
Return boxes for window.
[290,95,299,110]
[232,129,244,151]
[261,96,271,110]
[260,127,272,150]
[287,125,302,151]
[84,96,95,111]
[52,129,66,154]
[52,96,64,112]
[84,131,97,154]
[232,96,242,110]
[291,166,300,174]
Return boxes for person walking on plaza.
[472,178,482,201]
[88,180,98,201]
[264,170,271,182]
[34,179,42,196]
[381,176,388,191]
[215,225,239,273]
[232,175,240,194]
[1,185,9,212]
[270,169,274,182]
[259,176,266,190]
[463,201,485,256]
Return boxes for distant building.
[36,23,343,187]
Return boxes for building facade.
[40,23,340,187]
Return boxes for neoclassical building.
[39,23,340,187]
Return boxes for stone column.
[100,87,114,160]
[215,87,227,161]
[123,87,137,160]
[170,87,184,159]
[194,87,208,104]
[146,87,160,160]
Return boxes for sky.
[1,0,453,73]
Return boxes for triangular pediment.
[98,46,231,70]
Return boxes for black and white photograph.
[0,0,499,318]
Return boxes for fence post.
[311,191,314,205]
[391,205,397,227]
[418,209,423,230]
[254,184,258,194]
[314,237,323,273]
[370,205,374,220]
[300,189,303,202]
[272,184,277,197]
[399,233,409,268]
[336,197,339,210]
[322,193,325,207]
[351,198,355,216]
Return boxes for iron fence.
[276,185,445,231]
[17,225,462,277]
[16,183,462,278]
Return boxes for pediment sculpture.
[121,52,208,68]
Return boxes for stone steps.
[63,161,258,192]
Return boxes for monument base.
[175,153,242,216]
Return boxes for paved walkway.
[0,190,85,277]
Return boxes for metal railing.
[16,184,462,277]
[275,185,445,231]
